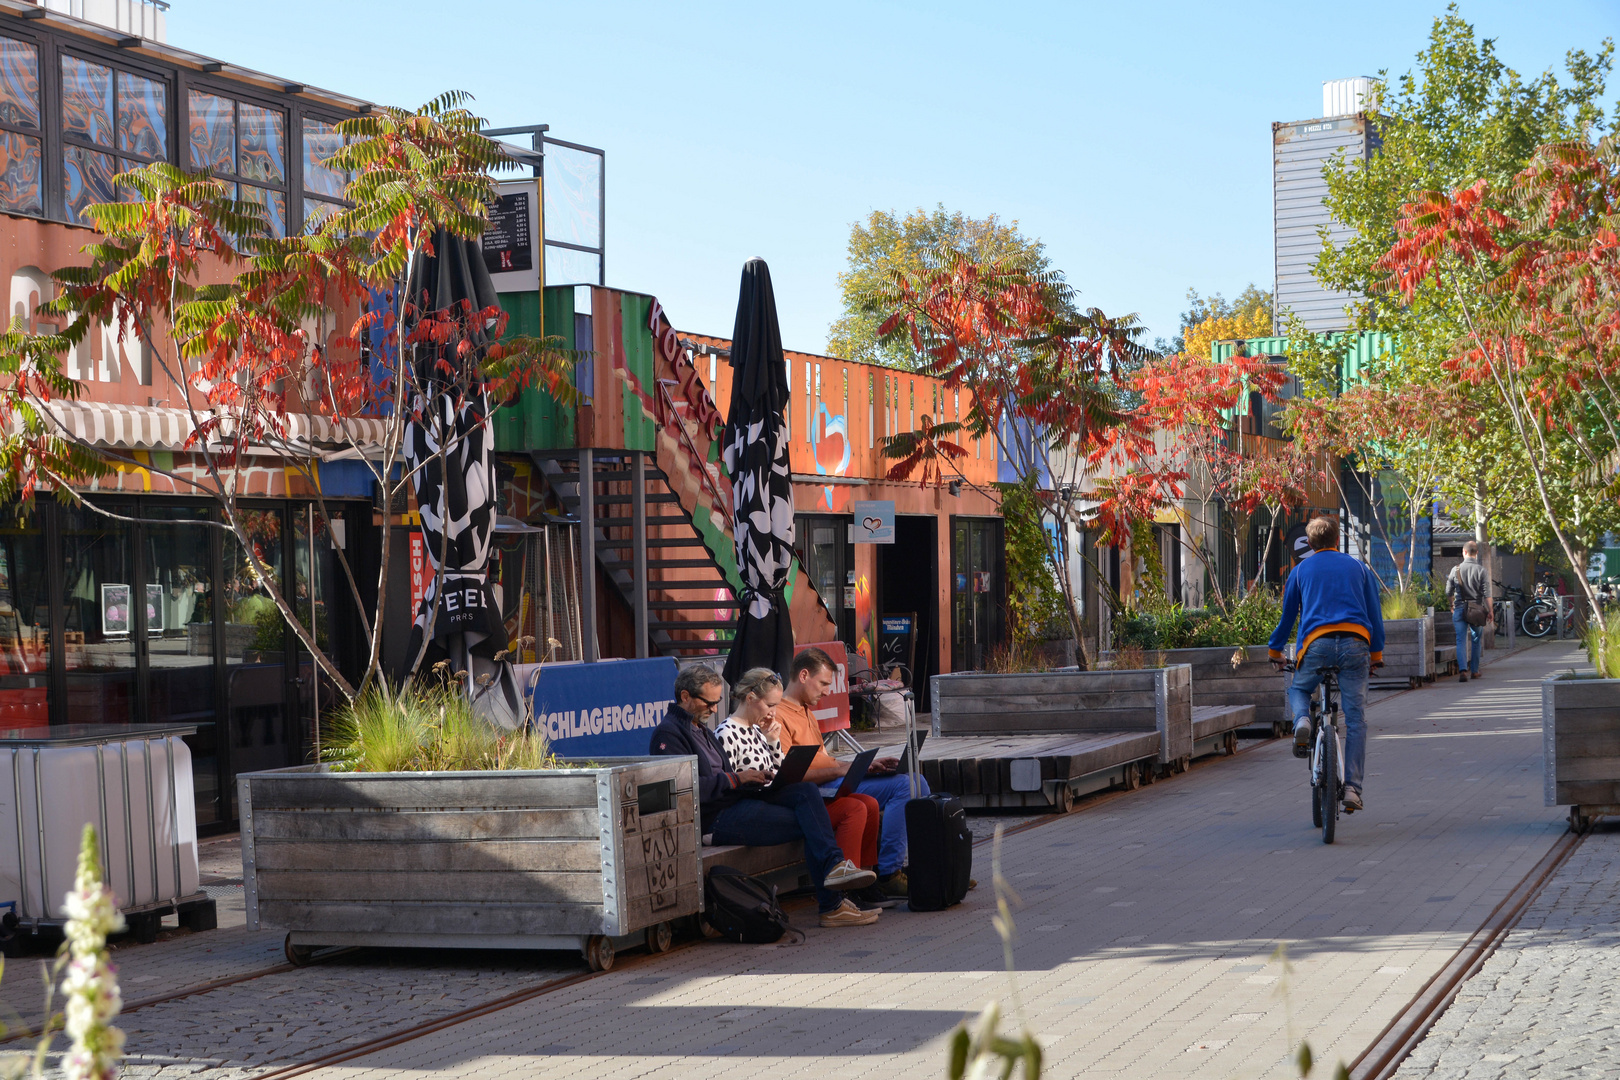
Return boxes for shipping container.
[1273,114,1379,334]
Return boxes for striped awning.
[34,400,396,455]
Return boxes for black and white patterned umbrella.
[403,229,523,727]
[721,258,796,684]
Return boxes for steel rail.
[1349,826,1587,1080]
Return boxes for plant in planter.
[321,683,560,773]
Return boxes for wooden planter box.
[1542,673,1620,832]
[238,757,698,970]
[1107,645,1286,735]
[1375,616,1435,687]
[923,666,1194,812]
[930,665,1192,762]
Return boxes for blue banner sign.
[529,657,680,758]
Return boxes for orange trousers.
[825,792,881,868]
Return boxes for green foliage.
[322,684,559,773]
[828,205,1056,369]
[1309,7,1615,571]
[1000,479,1070,648]
[1114,589,1283,650]
[1583,625,1620,678]
[1381,589,1426,620]
[249,602,286,654]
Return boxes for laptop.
[833,748,880,798]
[868,733,928,777]
[739,744,819,797]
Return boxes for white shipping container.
[0,733,199,923]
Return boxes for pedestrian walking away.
[1269,515,1385,813]
[1446,540,1491,682]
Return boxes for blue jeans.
[1287,635,1370,796]
[710,782,845,912]
[820,772,932,876]
[1452,607,1482,675]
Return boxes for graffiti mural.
[812,402,851,511]
[854,572,875,668]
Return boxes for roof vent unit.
[1322,77,1375,118]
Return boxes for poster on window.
[146,583,164,634]
[101,583,131,636]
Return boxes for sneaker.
[1458,673,1468,683]
[1343,789,1364,813]
[825,859,876,891]
[819,898,880,927]
[849,884,899,910]
[876,871,909,897]
[1293,719,1312,758]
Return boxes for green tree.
[828,205,1056,368]
[1307,5,1612,594]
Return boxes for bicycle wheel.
[1319,727,1339,845]
[1522,603,1555,638]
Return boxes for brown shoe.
[819,899,880,927]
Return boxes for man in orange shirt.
[775,647,931,899]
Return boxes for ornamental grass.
[321,684,561,773]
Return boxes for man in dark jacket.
[650,664,878,927]
[1445,541,1490,683]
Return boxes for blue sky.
[176,1,1620,352]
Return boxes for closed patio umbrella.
[721,258,796,683]
[403,228,524,728]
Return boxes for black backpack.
[704,866,797,944]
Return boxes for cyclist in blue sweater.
[1268,516,1385,812]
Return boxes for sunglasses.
[691,692,722,709]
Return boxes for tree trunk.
[1475,478,1496,649]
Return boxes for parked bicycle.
[1520,593,1575,638]
[1284,659,1347,845]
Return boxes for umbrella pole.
[578,447,598,663]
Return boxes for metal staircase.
[530,449,740,658]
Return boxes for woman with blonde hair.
[717,668,891,911]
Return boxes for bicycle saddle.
[1316,666,1342,675]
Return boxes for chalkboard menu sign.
[482,192,533,275]
[878,613,917,679]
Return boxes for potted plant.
[1105,587,1288,741]
[1543,632,1620,833]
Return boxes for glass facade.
[0,35,41,216]
[0,19,354,232]
[10,497,369,830]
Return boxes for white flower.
[58,825,125,1080]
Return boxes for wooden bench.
[699,841,805,879]
[917,730,1165,813]
[1191,704,1256,758]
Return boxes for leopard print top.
[715,718,783,773]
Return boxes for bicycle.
[1284,660,1347,845]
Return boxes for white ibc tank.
[0,733,199,922]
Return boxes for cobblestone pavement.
[0,640,1573,1080]
[1390,822,1620,1080]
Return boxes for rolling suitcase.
[905,794,972,911]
